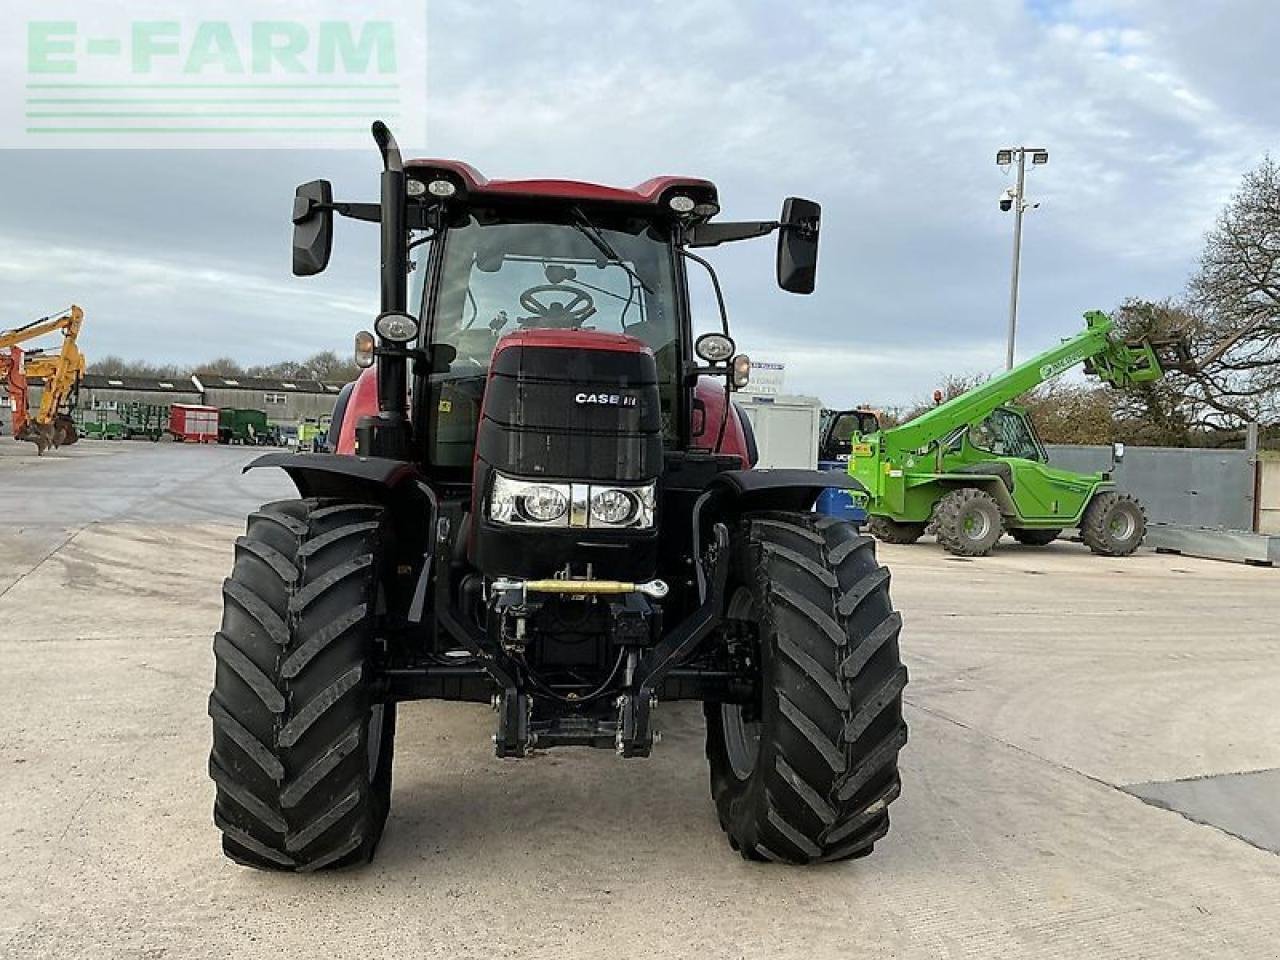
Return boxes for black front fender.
[245,452,424,503]
[709,468,865,513]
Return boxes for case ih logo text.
[575,392,639,407]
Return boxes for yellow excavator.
[0,305,86,455]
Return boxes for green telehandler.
[844,310,1194,557]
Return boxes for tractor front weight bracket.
[618,522,731,758]
[431,518,733,760]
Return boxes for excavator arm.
[0,305,84,350]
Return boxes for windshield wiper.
[570,206,654,295]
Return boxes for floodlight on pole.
[995,146,1048,369]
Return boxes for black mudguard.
[245,452,423,502]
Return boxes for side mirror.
[1112,441,1126,463]
[777,197,821,294]
[292,179,334,276]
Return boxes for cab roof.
[405,158,718,210]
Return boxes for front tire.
[1080,491,1146,556]
[867,516,926,545]
[705,512,908,864]
[209,498,396,871]
[932,487,1003,557]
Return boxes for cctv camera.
[998,187,1017,212]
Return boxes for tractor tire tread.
[707,511,908,864]
[209,497,394,872]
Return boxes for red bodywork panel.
[693,377,751,469]
[405,158,717,208]
[492,328,652,357]
[336,365,379,455]
[334,352,752,468]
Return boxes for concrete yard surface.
[1,441,1278,958]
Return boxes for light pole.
[996,146,1048,369]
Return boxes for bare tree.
[1020,381,1117,445]
[1184,156,1280,429]
[194,356,247,377]
[88,355,189,379]
[297,350,360,382]
[897,373,989,423]
[89,351,359,383]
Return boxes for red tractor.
[209,123,907,871]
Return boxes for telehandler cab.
[209,123,908,871]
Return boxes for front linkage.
[389,492,735,759]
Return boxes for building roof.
[81,373,199,393]
[196,375,345,394]
[73,373,346,395]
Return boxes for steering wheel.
[517,284,596,328]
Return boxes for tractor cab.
[413,185,691,472]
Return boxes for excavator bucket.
[53,414,79,447]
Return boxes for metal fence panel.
[1046,444,1256,531]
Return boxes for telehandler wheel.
[705,512,908,864]
[1081,491,1146,557]
[867,516,926,545]
[209,498,396,872]
[932,487,1003,557]
[1009,528,1061,547]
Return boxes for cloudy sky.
[2,0,1276,408]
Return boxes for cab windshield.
[419,210,681,465]
[969,407,1045,461]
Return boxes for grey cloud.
[0,0,1274,405]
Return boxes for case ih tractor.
[209,123,907,870]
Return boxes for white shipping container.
[735,394,822,469]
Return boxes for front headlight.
[589,484,655,529]
[590,488,635,525]
[489,473,655,530]
[490,474,571,527]
[522,485,570,522]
